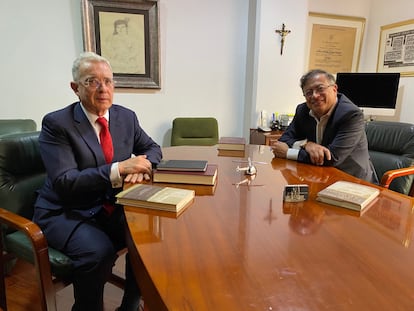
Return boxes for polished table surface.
[124,145,414,311]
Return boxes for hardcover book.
[116,184,195,214]
[217,149,246,158]
[316,181,380,212]
[153,164,218,186]
[156,159,208,172]
[218,137,246,151]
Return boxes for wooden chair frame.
[380,167,414,197]
[0,208,57,311]
[0,207,126,311]
[0,130,126,311]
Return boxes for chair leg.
[109,272,126,289]
[33,248,58,311]
[110,248,127,289]
[0,237,8,311]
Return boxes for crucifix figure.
[275,23,291,55]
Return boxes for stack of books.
[153,159,218,186]
[217,137,246,157]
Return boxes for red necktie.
[96,117,113,163]
[96,117,115,215]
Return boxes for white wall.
[1,0,249,146]
[124,0,250,145]
[252,0,372,127]
[1,0,414,147]
[360,0,414,122]
[251,0,309,127]
[1,1,80,122]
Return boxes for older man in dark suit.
[272,69,377,183]
[33,52,162,311]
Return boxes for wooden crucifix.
[275,23,291,55]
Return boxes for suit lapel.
[108,106,124,160]
[73,103,106,163]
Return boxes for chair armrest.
[380,167,414,196]
[0,207,56,310]
[0,207,48,252]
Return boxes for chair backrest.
[365,121,414,195]
[0,119,37,137]
[171,117,219,146]
[0,131,45,220]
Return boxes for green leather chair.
[171,117,219,146]
[365,121,414,196]
[0,119,36,136]
[0,131,124,311]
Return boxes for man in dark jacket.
[272,69,377,183]
[33,52,162,311]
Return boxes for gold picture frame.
[81,0,160,89]
[377,19,414,77]
[305,12,366,74]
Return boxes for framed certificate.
[306,12,366,74]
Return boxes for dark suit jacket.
[279,93,377,183]
[33,102,162,249]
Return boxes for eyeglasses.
[80,77,114,89]
[303,84,334,98]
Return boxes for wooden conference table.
[124,145,414,311]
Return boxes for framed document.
[305,12,366,74]
[377,19,414,77]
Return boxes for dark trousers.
[63,207,140,311]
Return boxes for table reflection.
[125,145,414,311]
[283,202,325,235]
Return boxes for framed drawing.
[377,19,414,77]
[305,12,366,74]
[81,0,160,89]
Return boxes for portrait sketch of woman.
[99,11,146,74]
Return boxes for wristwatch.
[300,141,308,149]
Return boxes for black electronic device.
[335,72,400,117]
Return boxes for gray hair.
[300,69,336,89]
[72,52,112,82]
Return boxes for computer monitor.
[335,72,400,117]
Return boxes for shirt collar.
[308,98,338,121]
[79,102,109,124]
